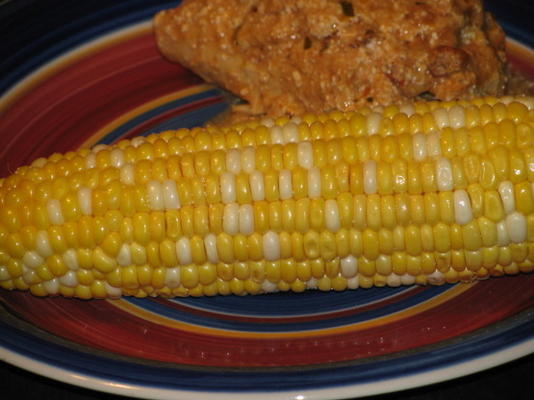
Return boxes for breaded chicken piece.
[154,0,508,116]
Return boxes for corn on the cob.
[1,96,533,298]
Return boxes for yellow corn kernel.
[280,259,297,283]
[248,233,263,260]
[484,190,505,222]
[362,229,379,260]
[269,201,282,232]
[407,162,422,194]
[378,228,394,254]
[180,206,195,237]
[319,231,337,260]
[462,221,482,251]
[216,233,234,263]
[181,265,199,289]
[320,165,338,199]
[490,146,509,182]
[433,223,451,253]
[394,193,410,226]
[146,242,160,267]
[390,252,406,275]
[349,164,364,194]
[528,214,534,242]
[478,217,497,247]
[292,167,308,199]
[265,261,281,282]
[310,198,325,230]
[515,181,534,214]
[376,254,392,275]
[366,194,381,230]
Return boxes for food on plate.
[0,97,533,298]
[154,0,511,118]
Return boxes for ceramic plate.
[0,1,533,399]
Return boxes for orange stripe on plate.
[79,84,215,148]
[107,283,474,339]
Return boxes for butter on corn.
[1,96,533,298]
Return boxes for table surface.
[2,354,533,400]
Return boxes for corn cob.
[1,96,533,299]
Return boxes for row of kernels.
[10,129,532,207]
[10,101,532,187]
[439,122,534,159]
[24,278,121,298]
[2,183,530,257]
[3,257,526,298]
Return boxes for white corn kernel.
[85,152,96,169]
[340,255,358,278]
[22,251,44,269]
[162,179,180,209]
[262,279,279,293]
[270,125,284,144]
[426,132,441,158]
[347,276,359,289]
[130,136,145,147]
[427,270,445,285]
[308,167,321,198]
[325,199,341,232]
[506,212,527,243]
[260,117,274,128]
[104,282,122,298]
[279,170,293,200]
[35,230,53,258]
[239,204,254,235]
[297,141,314,169]
[110,148,124,168]
[78,187,92,215]
[241,147,255,173]
[433,107,449,129]
[220,172,236,203]
[412,133,427,161]
[448,105,466,129]
[454,189,473,225]
[223,203,240,235]
[250,170,265,201]
[263,231,280,261]
[226,148,241,174]
[47,199,64,225]
[282,122,299,143]
[119,163,135,185]
[117,244,132,266]
[176,238,192,265]
[399,104,415,116]
[436,158,453,192]
[43,278,59,295]
[306,277,319,289]
[367,112,382,135]
[363,160,377,195]
[386,273,402,287]
[498,181,515,214]
[59,271,78,287]
[204,234,219,264]
[496,220,510,246]
[401,273,416,285]
[62,249,79,270]
[165,267,181,288]
[147,180,164,211]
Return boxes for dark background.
[1,0,533,399]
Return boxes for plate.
[0,2,533,399]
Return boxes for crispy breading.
[154,0,509,116]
